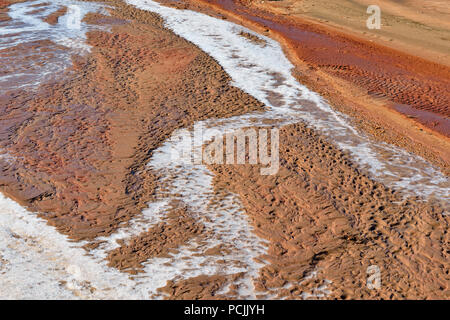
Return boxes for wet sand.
[240,0,450,67]
[208,123,449,299]
[0,0,264,240]
[0,0,448,299]
[184,0,450,170]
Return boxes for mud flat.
[238,0,450,66]
[0,0,263,240]
[0,0,448,299]
[209,122,449,299]
[109,0,450,299]
[183,0,450,172]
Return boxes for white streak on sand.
[0,0,448,299]
[0,0,108,91]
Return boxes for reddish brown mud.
[107,205,205,273]
[0,1,264,241]
[43,6,67,25]
[208,122,449,299]
[0,0,448,300]
[182,0,450,171]
[199,0,450,133]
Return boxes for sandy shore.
[182,0,450,172]
[0,0,264,241]
[0,0,448,299]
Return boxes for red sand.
[195,0,450,137]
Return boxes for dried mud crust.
[0,1,264,241]
[184,0,450,172]
[208,122,449,299]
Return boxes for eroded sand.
[208,123,449,299]
[0,0,448,299]
[0,0,264,240]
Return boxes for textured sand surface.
[239,0,450,66]
[0,0,264,240]
[0,0,448,299]
[208,123,449,299]
[187,0,450,170]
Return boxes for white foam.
[127,0,449,203]
[0,0,108,91]
[0,0,448,300]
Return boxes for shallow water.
[0,0,448,299]
[0,0,107,91]
[127,0,448,202]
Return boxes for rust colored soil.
[1,0,448,300]
[240,0,450,67]
[0,0,25,21]
[43,6,67,25]
[182,0,450,170]
[0,0,14,8]
[0,1,264,241]
[208,122,449,299]
[158,274,235,299]
[107,205,205,274]
[200,0,450,133]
